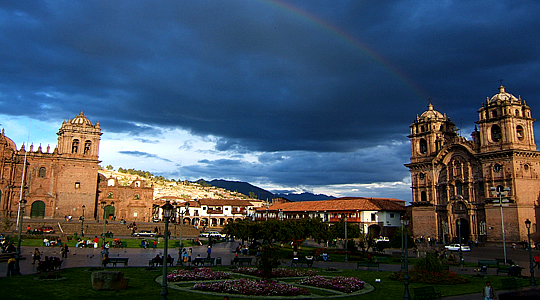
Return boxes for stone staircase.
[17,218,205,238]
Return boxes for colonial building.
[406,85,539,243]
[258,197,406,237]
[1,112,102,219]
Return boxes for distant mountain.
[274,192,335,201]
[206,179,275,201]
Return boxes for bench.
[231,257,253,266]
[193,257,215,266]
[478,260,499,268]
[291,258,314,268]
[412,286,442,300]
[356,261,379,270]
[497,265,522,277]
[104,258,129,267]
[501,277,523,290]
[495,258,514,266]
[0,253,25,263]
[149,258,175,267]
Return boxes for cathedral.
[0,112,153,221]
[406,85,539,243]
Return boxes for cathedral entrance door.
[30,201,46,218]
[455,218,470,244]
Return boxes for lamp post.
[160,201,174,300]
[402,217,410,300]
[344,216,348,262]
[179,202,190,252]
[81,205,85,237]
[490,186,510,265]
[14,199,27,275]
[101,201,114,248]
[525,219,536,286]
[457,219,463,270]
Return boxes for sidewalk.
[2,241,538,299]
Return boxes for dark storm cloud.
[119,150,172,162]
[1,1,540,195]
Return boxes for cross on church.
[499,78,504,86]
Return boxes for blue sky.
[1,1,540,201]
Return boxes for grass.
[2,265,531,300]
[13,236,207,249]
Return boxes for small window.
[135,181,140,187]
[419,139,428,154]
[134,193,140,200]
[491,125,502,142]
[371,213,376,222]
[75,182,80,189]
[107,192,113,199]
[516,125,524,140]
[421,191,427,201]
[84,140,91,154]
[39,167,46,178]
[390,213,394,218]
[107,179,115,186]
[72,139,79,153]
[456,181,463,195]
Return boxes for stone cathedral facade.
[406,85,539,243]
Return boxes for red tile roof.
[260,197,405,212]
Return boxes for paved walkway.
[2,239,539,299]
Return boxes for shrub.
[414,253,444,273]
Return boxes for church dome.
[419,104,444,121]
[0,130,17,151]
[490,85,518,103]
[70,112,93,126]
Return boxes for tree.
[105,165,113,170]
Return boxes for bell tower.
[407,104,457,204]
[57,112,102,159]
[476,85,536,153]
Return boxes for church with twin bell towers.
[406,85,539,243]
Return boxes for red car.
[40,226,55,234]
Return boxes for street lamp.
[178,202,190,261]
[402,217,410,300]
[160,201,174,300]
[457,219,463,270]
[490,186,510,265]
[14,199,27,275]
[525,219,536,286]
[81,205,85,237]
[344,216,348,262]
[101,201,114,248]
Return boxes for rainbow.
[261,0,429,102]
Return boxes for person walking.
[60,244,69,258]
[206,246,212,259]
[482,281,495,300]
[32,248,41,265]
[7,257,16,276]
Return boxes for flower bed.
[232,267,318,278]
[167,268,231,282]
[297,276,365,293]
[388,270,469,284]
[193,278,310,296]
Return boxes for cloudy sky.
[1,1,539,201]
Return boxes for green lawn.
[2,265,529,300]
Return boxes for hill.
[274,192,335,201]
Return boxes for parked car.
[374,237,390,243]
[40,226,55,234]
[199,231,226,238]
[132,230,156,237]
[444,244,471,251]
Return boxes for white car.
[199,231,226,238]
[374,237,390,243]
[444,244,471,251]
[132,230,156,237]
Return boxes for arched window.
[39,167,46,178]
[490,125,502,142]
[419,139,428,154]
[135,181,140,187]
[516,125,524,140]
[107,179,115,186]
[107,192,113,199]
[72,139,79,153]
[84,140,91,154]
[456,181,463,195]
[134,193,140,200]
